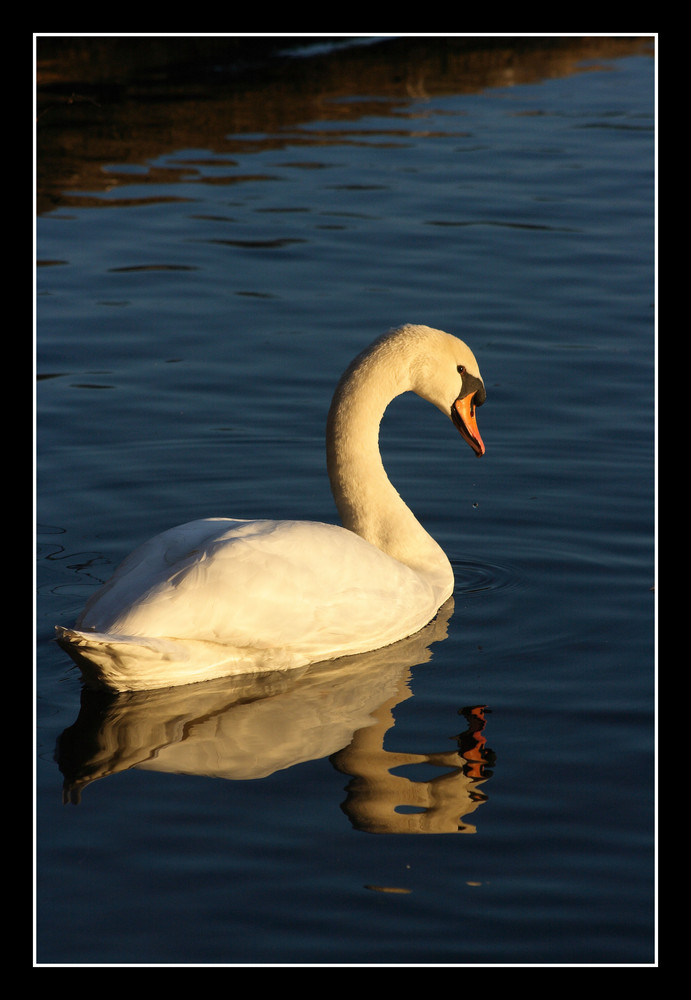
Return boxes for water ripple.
[452,558,521,597]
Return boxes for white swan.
[55,324,486,692]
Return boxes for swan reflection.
[56,598,495,833]
[333,703,493,835]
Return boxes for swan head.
[450,364,486,457]
[403,325,486,457]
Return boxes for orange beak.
[452,392,485,456]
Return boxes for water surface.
[36,37,655,966]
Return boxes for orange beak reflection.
[452,392,485,456]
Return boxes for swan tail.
[54,626,308,693]
[55,627,197,691]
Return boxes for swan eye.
[457,365,466,374]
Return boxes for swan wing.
[76,518,440,657]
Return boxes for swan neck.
[326,349,451,584]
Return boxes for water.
[35,38,656,965]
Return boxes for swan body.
[56,324,486,692]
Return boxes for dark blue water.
[36,40,655,965]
